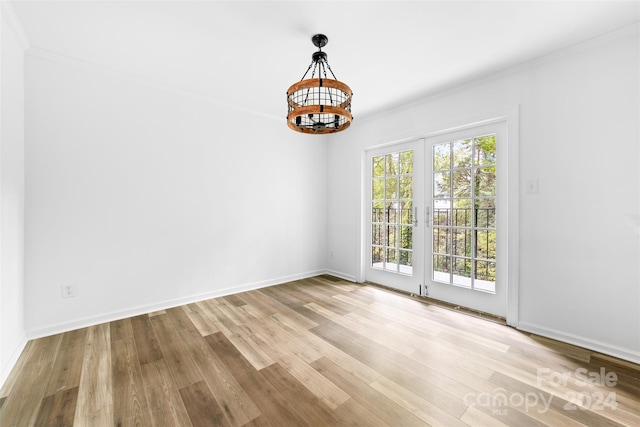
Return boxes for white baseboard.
[0,333,28,391]
[25,270,327,340]
[517,321,640,365]
[324,269,358,282]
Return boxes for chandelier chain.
[302,61,320,106]
[300,61,314,81]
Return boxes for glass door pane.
[371,150,414,274]
[431,134,497,292]
[366,140,424,294]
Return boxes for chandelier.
[287,34,353,134]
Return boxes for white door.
[364,121,508,317]
[365,140,424,294]
[424,122,507,317]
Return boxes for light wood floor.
[1,276,639,426]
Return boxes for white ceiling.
[10,0,640,121]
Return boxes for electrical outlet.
[61,284,77,298]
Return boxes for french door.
[365,121,507,317]
[365,140,424,294]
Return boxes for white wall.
[24,52,328,336]
[0,3,27,387]
[327,25,640,363]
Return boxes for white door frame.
[359,107,520,326]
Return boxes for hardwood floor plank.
[370,375,470,427]
[465,348,609,406]
[110,318,134,342]
[166,306,194,331]
[205,332,310,427]
[258,286,330,326]
[358,300,447,338]
[180,327,261,427]
[591,353,640,376]
[205,300,276,370]
[366,294,465,335]
[502,335,588,374]
[436,329,511,355]
[310,356,427,426]
[494,364,639,427]
[347,311,419,354]
[259,362,340,425]
[150,313,202,389]
[332,287,378,306]
[240,415,273,427]
[0,334,61,425]
[209,298,246,326]
[33,386,79,427]
[148,309,167,317]
[403,350,487,402]
[273,352,350,410]
[258,284,311,307]
[141,359,193,427]
[194,300,225,332]
[268,310,318,333]
[111,337,153,426]
[306,301,416,356]
[311,317,440,386]
[297,287,354,315]
[461,405,511,427]
[488,370,596,427]
[292,328,383,385]
[492,346,637,413]
[582,357,640,415]
[130,314,164,366]
[236,315,349,410]
[407,340,496,381]
[73,323,113,426]
[180,381,231,427]
[254,293,320,330]
[332,398,389,427]
[183,303,220,336]
[244,315,322,364]
[44,328,87,397]
[222,294,247,308]
[529,334,593,362]
[370,350,470,418]
[234,291,280,318]
[0,339,37,399]
[303,276,353,295]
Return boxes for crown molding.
[1,0,30,51]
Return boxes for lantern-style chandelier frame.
[287,34,353,134]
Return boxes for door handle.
[413,207,418,227]
[426,206,431,228]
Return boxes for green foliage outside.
[433,135,497,283]
[371,135,497,284]
[372,151,414,270]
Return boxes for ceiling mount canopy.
[287,34,353,134]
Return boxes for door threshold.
[364,281,507,325]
